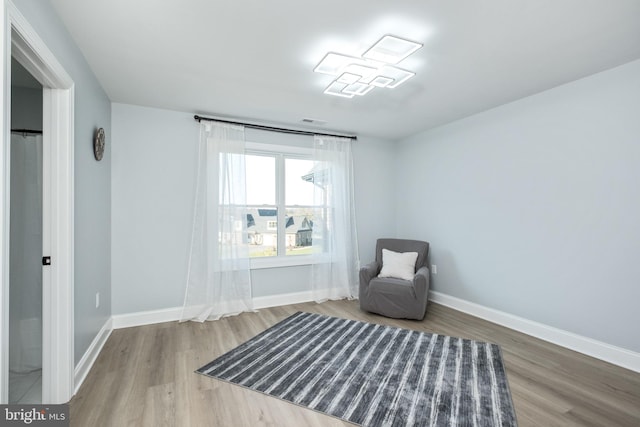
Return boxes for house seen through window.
[245,152,320,258]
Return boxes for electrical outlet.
[96,292,100,308]
[431,264,437,275]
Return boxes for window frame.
[245,142,321,269]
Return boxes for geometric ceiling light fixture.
[362,35,423,64]
[314,53,363,75]
[342,82,375,96]
[369,76,395,88]
[314,34,422,98]
[324,81,355,98]
[376,66,416,89]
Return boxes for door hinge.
[42,256,51,266]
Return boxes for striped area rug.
[197,312,517,427]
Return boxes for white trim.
[112,307,184,329]
[60,289,640,395]
[253,291,314,309]
[1,2,75,404]
[7,7,73,89]
[112,291,317,329]
[0,0,8,404]
[250,255,320,269]
[41,85,75,404]
[60,289,640,396]
[429,290,640,373]
[73,318,112,395]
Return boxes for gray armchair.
[359,238,430,320]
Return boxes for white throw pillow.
[378,249,418,281]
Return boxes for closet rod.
[11,129,43,135]
[193,115,357,141]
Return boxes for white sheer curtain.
[9,132,43,374]
[181,122,253,322]
[310,135,360,301]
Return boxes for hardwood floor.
[70,300,640,426]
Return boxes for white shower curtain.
[9,132,43,374]
[310,135,360,301]
[180,122,253,322]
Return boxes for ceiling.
[50,0,640,140]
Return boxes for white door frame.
[1,1,74,404]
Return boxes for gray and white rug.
[197,311,517,426]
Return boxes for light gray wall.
[111,103,396,314]
[111,105,196,314]
[12,0,112,365]
[396,59,640,353]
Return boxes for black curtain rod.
[193,115,357,141]
[11,129,43,135]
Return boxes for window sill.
[250,255,322,270]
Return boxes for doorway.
[8,58,44,404]
[2,3,75,404]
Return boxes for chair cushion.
[378,249,418,281]
[369,277,416,299]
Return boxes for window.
[244,143,322,267]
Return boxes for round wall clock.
[94,127,105,161]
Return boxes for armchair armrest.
[359,261,381,285]
[413,266,430,301]
[359,260,380,304]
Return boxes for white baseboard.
[73,290,639,397]
[429,290,640,373]
[253,291,314,309]
[110,291,316,330]
[112,306,184,329]
[74,317,113,394]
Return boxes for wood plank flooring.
[70,300,640,426]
